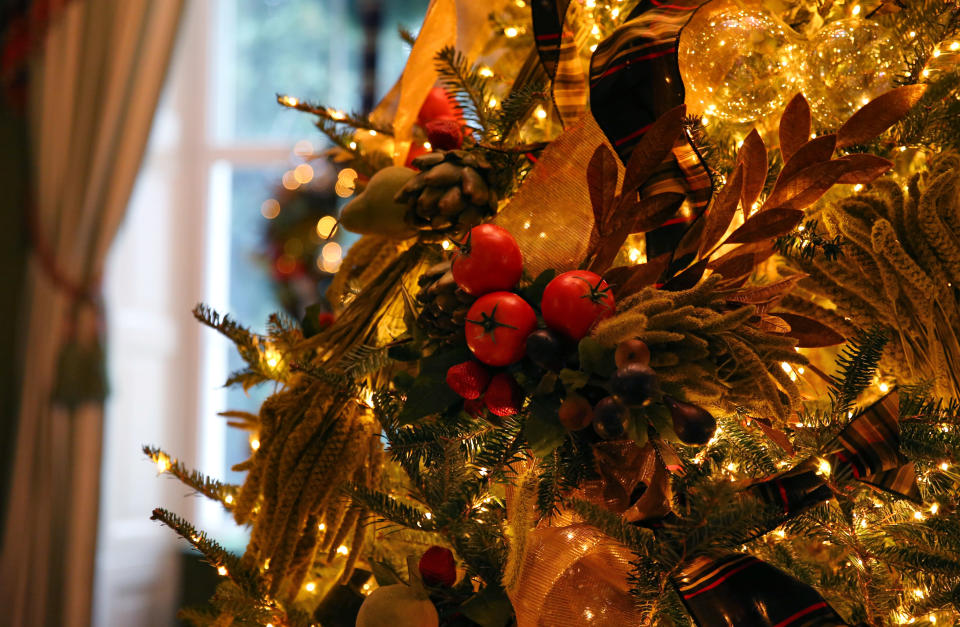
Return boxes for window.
[97,1,426,623]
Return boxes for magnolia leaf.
[621,104,686,196]
[725,208,804,245]
[661,258,709,291]
[775,134,836,188]
[700,164,744,257]
[737,129,767,216]
[617,253,672,297]
[727,274,807,304]
[627,192,687,234]
[589,193,684,274]
[525,396,566,457]
[756,314,792,334]
[711,252,757,279]
[779,93,811,163]
[764,159,854,211]
[836,84,928,149]
[834,153,894,184]
[773,312,846,347]
[752,418,795,455]
[588,144,619,231]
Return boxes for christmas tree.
[146,1,960,625]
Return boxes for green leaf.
[397,379,462,424]
[578,337,616,378]
[525,396,566,457]
[521,269,557,309]
[369,560,403,587]
[459,584,514,627]
[534,372,559,396]
[559,368,591,391]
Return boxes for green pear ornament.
[339,166,418,239]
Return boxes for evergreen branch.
[150,508,267,600]
[492,78,547,141]
[398,25,416,47]
[193,304,260,366]
[341,483,436,531]
[567,498,656,554]
[144,446,239,509]
[276,94,394,135]
[775,220,844,261]
[338,344,393,378]
[434,46,491,135]
[831,326,888,420]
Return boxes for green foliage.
[143,446,239,507]
[830,326,888,420]
[434,46,493,137]
[775,220,844,261]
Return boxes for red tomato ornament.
[419,546,457,587]
[465,292,537,366]
[418,86,461,126]
[541,270,616,340]
[452,224,523,296]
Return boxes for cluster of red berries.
[443,224,616,418]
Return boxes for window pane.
[216,0,363,141]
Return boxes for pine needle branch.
[831,326,888,420]
[434,46,491,136]
[150,508,266,600]
[341,483,437,531]
[144,446,239,509]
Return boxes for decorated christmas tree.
[146,0,960,625]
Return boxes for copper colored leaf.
[737,129,767,216]
[836,84,928,149]
[625,192,687,234]
[773,312,845,347]
[779,93,810,163]
[775,134,836,188]
[764,159,854,211]
[618,253,672,297]
[728,274,807,305]
[700,164,744,257]
[756,314,792,334]
[753,418,795,455]
[621,104,686,196]
[711,252,758,279]
[588,144,620,230]
[725,208,804,245]
[661,258,708,291]
[835,153,894,184]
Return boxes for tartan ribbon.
[747,390,922,521]
[530,0,587,126]
[588,0,713,261]
[673,552,849,627]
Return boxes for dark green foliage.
[830,326,888,420]
[434,46,493,136]
[775,220,844,261]
[341,483,436,531]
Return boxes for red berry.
[465,292,537,366]
[315,312,336,329]
[405,141,431,168]
[445,361,491,400]
[484,373,523,417]
[419,546,457,587]
[463,397,486,418]
[541,270,616,340]
[425,119,463,150]
[418,86,461,126]
[452,224,523,296]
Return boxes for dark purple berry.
[610,363,659,405]
[664,395,716,446]
[592,396,628,440]
[526,328,564,371]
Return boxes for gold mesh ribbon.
[508,523,643,626]
[493,112,617,276]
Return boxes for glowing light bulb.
[217,566,228,576]
[479,66,494,78]
[250,438,260,451]
[534,106,547,120]
[156,455,170,474]
[504,27,519,38]
[305,582,316,592]
[817,458,832,477]
[225,494,234,505]
[337,545,349,556]
[316,216,338,239]
[260,198,281,219]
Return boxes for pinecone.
[415,261,475,342]
[394,150,498,242]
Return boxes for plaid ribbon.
[530,0,587,125]
[673,552,849,627]
[588,0,713,262]
[747,390,922,520]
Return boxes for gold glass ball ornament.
[679,5,804,124]
[801,18,901,125]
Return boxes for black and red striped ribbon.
[588,0,713,263]
[530,0,586,125]
[674,552,848,627]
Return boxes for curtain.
[0,1,183,625]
